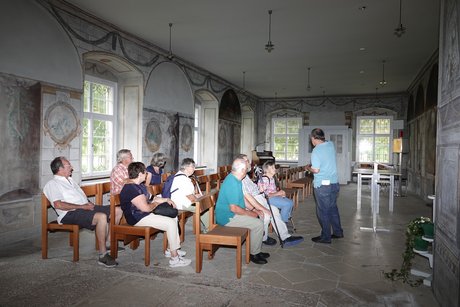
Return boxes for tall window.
[357,116,392,163]
[82,76,116,177]
[272,118,301,161]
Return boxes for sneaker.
[169,256,192,268]
[283,235,304,247]
[262,236,277,246]
[164,249,187,258]
[98,253,118,268]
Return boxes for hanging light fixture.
[265,10,275,53]
[394,0,406,37]
[242,71,246,90]
[167,22,174,60]
[306,66,311,91]
[379,60,387,86]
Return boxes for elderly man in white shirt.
[170,158,209,230]
[237,154,304,247]
[43,156,122,267]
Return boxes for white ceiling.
[65,0,440,98]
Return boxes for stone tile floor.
[0,184,439,306]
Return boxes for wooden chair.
[285,168,307,200]
[81,184,102,250]
[110,194,167,266]
[41,194,80,262]
[196,175,210,194]
[195,192,250,279]
[208,173,221,192]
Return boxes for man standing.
[215,157,269,264]
[237,154,304,247]
[110,149,133,195]
[306,128,344,244]
[43,157,122,267]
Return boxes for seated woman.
[258,161,294,224]
[146,152,166,185]
[119,162,191,268]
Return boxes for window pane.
[92,120,112,172]
[359,119,374,134]
[375,119,391,134]
[375,136,390,162]
[286,136,299,160]
[287,119,300,134]
[274,136,286,160]
[358,136,374,162]
[83,81,90,112]
[81,119,90,174]
[91,83,113,115]
[273,120,286,134]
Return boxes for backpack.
[161,173,187,198]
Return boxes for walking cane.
[263,192,284,248]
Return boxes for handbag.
[152,202,178,218]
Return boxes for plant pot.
[414,236,428,251]
[421,222,434,239]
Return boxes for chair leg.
[72,227,79,262]
[196,245,203,273]
[144,233,150,266]
[245,231,250,264]
[236,240,242,279]
[179,215,186,243]
[289,217,296,232]
[110,232,117,259]
[42,228,48,259]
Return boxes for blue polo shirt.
[215,173,246,225]
[311,141,338,188]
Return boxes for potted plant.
[384,216,432,286]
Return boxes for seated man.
[237,154,304,247]
[215,157,269,265]
[258,161,294,226]
[43,157,122,267]
[169,158,208,230]
[110,149,133,195]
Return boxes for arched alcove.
[145,61,194,114]
[241,105,255,159]
[0,0,82,89]
[83,51,144,162]
[218,89,241,166]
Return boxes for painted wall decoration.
[0,74,41,200]
[218,125,227,149]
[144,119,162,152]
[44,101,80,149]
[219,89,242,123]
[180,123,192,152]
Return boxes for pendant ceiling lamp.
[379,60,387,86]
[167,22,174,60]
[306,67,311,91]
[265,10,275,53]
[394,0,406,37]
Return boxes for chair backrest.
[41,194,53,224]
[209,173,220,191]
[194,192,217,235]
[194,169,205,176]
[217,165,227,173]
[148,184,163,196]
[219,171,227,182]
[81,184,100,204]
[110,193,121,228]
[196,175,210,194]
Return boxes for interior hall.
[0,1,458,306]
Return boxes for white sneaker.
[169,256,191,268]
[164,249,186,258]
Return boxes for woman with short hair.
[119,162,191,268]
[146,153,166,185]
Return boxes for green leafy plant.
[384,216,432,286]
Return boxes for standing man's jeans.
[268,196,293,222]
[313,183,343,241]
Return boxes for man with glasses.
[43,157,122,267]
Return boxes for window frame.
[82,75,117,179]
[356,116,393,163]
[271,117,302,162]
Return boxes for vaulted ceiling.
[65,0,440,98]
